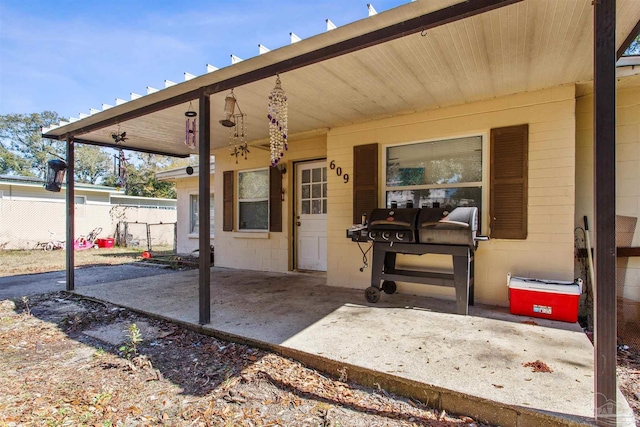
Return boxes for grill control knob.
[381,232,390,240]
[396,232,404,241]
[369,231,377,240]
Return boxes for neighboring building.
[157,165,214,254]
[0,175,177,250]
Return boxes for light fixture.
[185,101,197,149]
[44,159,67,192]
[268,74,288,167]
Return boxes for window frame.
[237,167,270,231]
[382,133,489,233]
[188,192,215,237]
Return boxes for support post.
[198,91,211,325]
[593,0,617,425]
[65,137,75,291]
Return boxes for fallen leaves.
[523,360,553,373]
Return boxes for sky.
[0,0,410,121]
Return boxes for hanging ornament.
[184,102,197,149]
[267,74,288,167]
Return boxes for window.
[74,196,86,204]
[189,194,214,235]
[300,166,327,215]
[238,169,269,230]
[385,136,483,213]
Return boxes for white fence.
[0,199,176,250]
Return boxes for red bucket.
[96,238,115,248]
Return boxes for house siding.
[326,85,577,306]
[575,77,640,302]
[212,135,326,272]
[173,175,215,254]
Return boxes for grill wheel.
[382,281,397,294]
[365,286,380,303]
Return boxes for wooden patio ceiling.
[43,0,640,157]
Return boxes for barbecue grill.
[361,206,488,315]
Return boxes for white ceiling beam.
[115,98,127,106]
[69,117,80,123]
[102,103,113,110]
[290,32,301,43]
[164,80,177,88]
[259,44,270,55]
[89,108,100,115]
[146,87,159,94]
[231,54,243,64]
[206,64,218,73]
[326,19,337,31]
[368,3,377,16]
[130,93,142,100]
[78,113,89,119]
[184,72,197,81]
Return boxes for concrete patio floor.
[73,267,634,427]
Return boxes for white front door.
[296,160,327,271]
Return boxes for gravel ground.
[0,293,492,427]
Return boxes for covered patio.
[72,267,634,426]
[41,0,640,424]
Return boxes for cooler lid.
[508,275,582,295]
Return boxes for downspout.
[198,90,211,325]
[66,137,75,291]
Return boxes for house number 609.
[329,160,349,183]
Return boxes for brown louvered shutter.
[269,166,283,232]
[353,143,378,224]
[223,171,234,232]
[490,124,528,239]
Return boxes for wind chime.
[184,102,197,149]
[267,74,288,167]
[109,124,129,189]
[219,90,249,163]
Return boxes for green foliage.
[0,111,64,178]
[625,35,640,55]
[73,144,112,184]
[119,323,142,360]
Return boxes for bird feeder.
[44,159,67,192]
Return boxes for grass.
[0,246,173,277]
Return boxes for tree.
[626,35,640,55]
[0,111,64,177]
[0,112,114,185]
[74,144,112,184]
[102,150,178,199]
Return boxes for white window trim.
[237,167,270,232]
[74,195,87,204]
[187,192,215,238]
[382,132,489,234]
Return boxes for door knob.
[297,221,301,226]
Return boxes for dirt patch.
[1,293,490,426]
[618,347,640,426]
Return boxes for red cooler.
[507,274,583,323]
[96,238,115,248]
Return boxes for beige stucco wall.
[575,75,640,302]
[0,199,176,250]
[212,135,326,271]
[327,85,577,306]
[173,175,215,254]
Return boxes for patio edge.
[72,292,597,427]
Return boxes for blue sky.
[0,0,409,120]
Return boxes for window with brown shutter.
[269,166,283,232]
[353,143,378,224]
[490,124,528,239]
[223,171,234,231]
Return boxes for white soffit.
[42,0,640,157]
